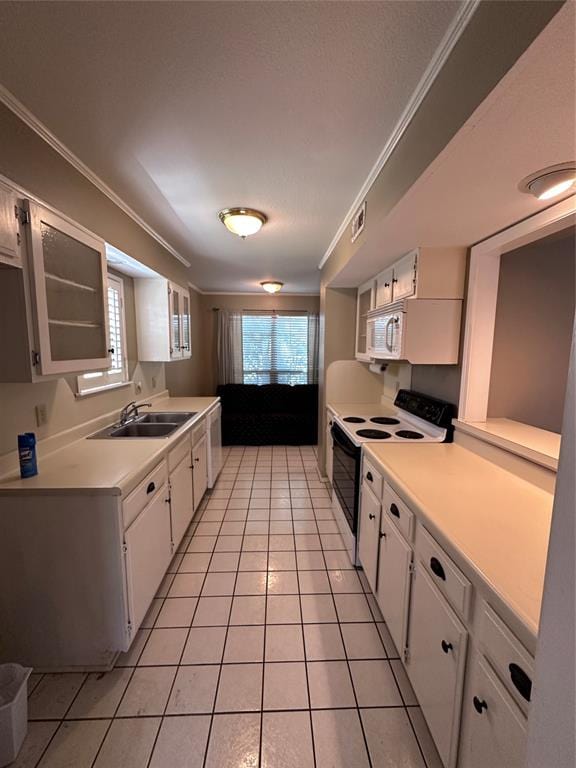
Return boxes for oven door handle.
[331,425,358,458]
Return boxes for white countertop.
[453,418,561,471]
[364,441,554,649]
[0,396,218,497]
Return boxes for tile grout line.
[200,446,245,768]
[293,444,318,768]
[257,445,271,768]
[311,465,376,768]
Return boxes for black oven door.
[331,423,361,535]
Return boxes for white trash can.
[0,664,32,768]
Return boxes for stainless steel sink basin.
[138,412,196,424]
[109,423,177,438]
[89,411,196,439]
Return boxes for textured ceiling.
[0,0,463,292]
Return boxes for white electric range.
[330,389,454,564]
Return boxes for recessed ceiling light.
[260,281,284,294]
[519,163,576,201]
[219,207,267,238]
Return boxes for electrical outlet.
[135,381,142,394]
[151,377,157,389]
[35,403,48,427]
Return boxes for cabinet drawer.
[417,526,472,621]
[460,653,527,768]
[362,458,382,499]
[479,604,534,713]
[123,461,168,529]
[383,483,414,542]
[191,419,206,446]
[168,437,190,473]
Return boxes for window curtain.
[307,313,320,384]
[216,309,243,384]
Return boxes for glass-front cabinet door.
[355,279,374,361]
[25,200,110,376]
[181,291,191,358]
[169,284,183,359]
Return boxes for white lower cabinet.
[192,433,208,511]
[170,451,194,549]
[358,481,381,593]
[406,565,468,768]
[376,512,413,657]
[460,653,527,768]
[124,483,172,633]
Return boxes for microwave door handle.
[385,318,394,352]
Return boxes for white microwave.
[366,298,462,364]
[367,303,404,359]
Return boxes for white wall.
[526,318,576,767]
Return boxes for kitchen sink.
[89,411,196,439]
[138,412,196,424]
[109,423,177,438]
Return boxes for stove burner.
[370,417,400,425]
[396,430,424,440]
[343,417,366,423]
[356,429,392,439]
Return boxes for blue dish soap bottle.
[18,432,38,478]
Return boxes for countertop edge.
[0,396,219,497]
[363,443,541,652]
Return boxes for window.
[241,312,315,385]
[77,274,129,394]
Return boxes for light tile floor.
[18,445,442,768]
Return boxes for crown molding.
[0,84,191,268]
[318,0,480,270]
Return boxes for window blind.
[241,312,310,385]
[78,273,128,393]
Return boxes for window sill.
[75,380,133,399]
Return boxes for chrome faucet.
[119,400,152,425]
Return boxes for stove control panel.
[394,389,454,428]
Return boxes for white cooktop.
[335,407,447,446]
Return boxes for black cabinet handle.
[430,556,446,581]
[380,531,387,539]
[390,503,400,518]
[369,513,376,520]
[146,481,155,494]
[107,347,115,354]
[441,640,453,654]
[509,663,532,702]
[366,471,373,482]
[473,696,488,714]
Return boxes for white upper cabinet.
[372,247,466,311]
[357,247,466,363]
[25,200,110,376]
[355,279,375,361]
[0,181,21,267]
[135,278,191,362]
[375,266,394,307]
[392,250,418,302]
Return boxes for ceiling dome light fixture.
[519,163,576,201]
[260,281,284,294]
[218,207,267,238]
